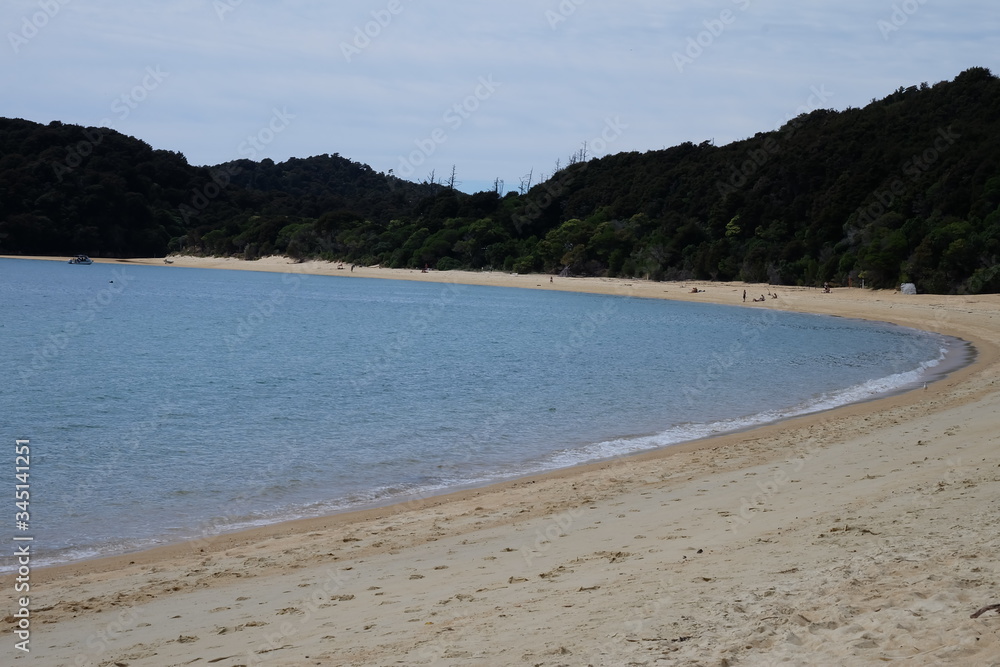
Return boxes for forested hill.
[0,124,440,258]
[508,66,1000,293]
[2,67,1000,293]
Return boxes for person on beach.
[743,289,746,302]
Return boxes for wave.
[2,336,968,573]
[538,341,958,471]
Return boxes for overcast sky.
[3,1,998,193]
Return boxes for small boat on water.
[68,255,93,265]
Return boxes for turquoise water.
[0,258,964,569]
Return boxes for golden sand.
[5,254,1000,665]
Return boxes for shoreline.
[4,253,993,570]
[5,254,1000,664]
[4,253,978,572]
[7,251,991,336]
[28,332,971,574]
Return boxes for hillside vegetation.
[2,67,998,293]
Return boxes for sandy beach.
[5,255,1000,666]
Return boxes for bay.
[0,258,963,569]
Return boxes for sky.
[3,1,998,194]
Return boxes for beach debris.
[539,565,572,579]
[971,603,1000,619]
[595,550,631,563]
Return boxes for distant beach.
[5,254,1000,665]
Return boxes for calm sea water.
[0,258,965,569]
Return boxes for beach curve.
[5,255,1000,665]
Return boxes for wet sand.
[5,254,1000,665]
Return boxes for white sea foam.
[2,258,973,572]
[1,341,965,574]
[537,343,956,472]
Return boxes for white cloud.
[2,0,998,193]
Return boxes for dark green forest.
[2,67,999,293]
